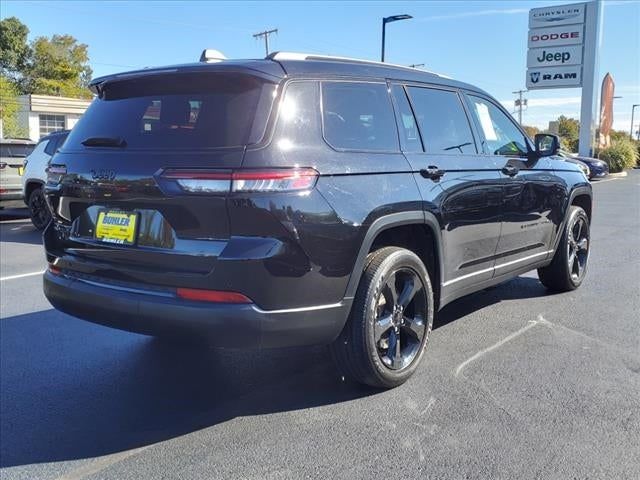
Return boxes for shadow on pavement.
[435,276,548,329]
[0,310,377,467]
[1,276,549,467]
[0,218,43,246]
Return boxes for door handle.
[502,164,519,177]
[420,165,445,181]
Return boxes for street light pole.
[381,14,412,62]
[631,104,639,140]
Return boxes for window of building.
[39,114,66,138]
[406,87,476,155]
[321,82,398,152]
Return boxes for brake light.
[160,168,318,194]
[161,169,231,193]
[176,288,252,304]
[46,164,67,184]
[232,169,318,192]
[48,264,61,275]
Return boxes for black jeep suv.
[43,52,592,388]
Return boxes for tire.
[28,187,51,231]
[538,206,590,292]
[331,247,434,389]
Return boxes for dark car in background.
[42,52,592,388]
[0,138,36,208]
[558,150,609,179]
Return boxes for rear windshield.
[0,144,35,158]
[64,72,276,151]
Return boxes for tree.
[0,17,30,83]
[557,115,580,152]
[522,125,539,139]
[26,35,93,98]
[0,17,92,99]
[0,75,27,137]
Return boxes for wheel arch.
[24,179,45,201]
[344,211,444,308]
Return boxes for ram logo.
[530,72,540,84]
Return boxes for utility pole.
[253,28,278,57]
[631,104,639,140]
[408,63,425,69]
[513,89,528,125]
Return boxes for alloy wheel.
[374,268,428,370]
[567,214,589,283]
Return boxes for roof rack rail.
[266,51,444,77]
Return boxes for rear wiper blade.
[81,137,127,148]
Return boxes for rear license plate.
[95,210,139,245]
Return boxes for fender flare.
[551,185,592,254]
[344,211,444,299]
[23,178,45,198]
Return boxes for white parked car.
[22,130,69,229]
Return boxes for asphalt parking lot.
[1,172,639,480]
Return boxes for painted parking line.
[0,270,46,282]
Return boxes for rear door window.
[64,73,277,151]
[321,82,398,152]
[406,86,476,155]
[391,85,423,153]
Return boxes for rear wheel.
[28,187,51,230]
[331,247,434,389]
[538,206,590,292]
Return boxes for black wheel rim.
[30,191,50,229]
[374,268,428,371]
[567,215,589,283]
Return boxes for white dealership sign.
[525,2,603,157]
[526,3,586,90]
[529,3,585,28]
[527,24,584,48]
[528,45,583,67]
[527,65,583,89]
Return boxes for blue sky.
[3,0,639,131]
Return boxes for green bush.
[599,139,639,173]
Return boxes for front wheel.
[28,187,51,231]
[538,205,590,292]
[331,247,434,389]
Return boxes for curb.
[608,171,628,178]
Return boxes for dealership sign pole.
[526,1,603,156]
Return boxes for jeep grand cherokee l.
[43,52,592,388]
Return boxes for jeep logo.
[536,49,572,64]
[91,169,116,181]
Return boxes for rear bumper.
[43,271,351,348]
[0,191,24,207]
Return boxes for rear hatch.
[46,67,281,285]
[1,142,34,197]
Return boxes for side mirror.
[534,133,560,157]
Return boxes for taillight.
[232,169,318,192]
[161,169,231,194]
[46,164,67,185]
[176,288,252,304]
[159,168,318,194]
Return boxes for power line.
[253,29,278,57]
[512,89,528,125]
